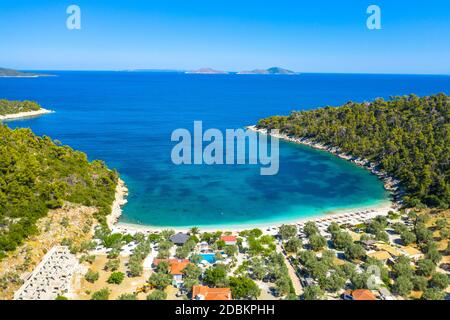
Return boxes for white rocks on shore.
[107,178,129,229]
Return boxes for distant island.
[0,99,53,121]
[0,67,52,78]
[123,69,184,73]
[237,67,297,75]
[185,68,229,74]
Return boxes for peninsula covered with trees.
[257,94,449,210]
[0,67,50,78]
[0,117,118,259]
[0,99,53,120]
[0,99,42,115]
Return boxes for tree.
[363,259,390,284]
[308,234,326,251]
[426,246,442,265]
[79,254,96,264]
[156,261,170,274]
[160,229,175,241]
[223,245,238,257]
[279,225,297,240]
[440,228,450,241]
[325,273,346,292]
[229,276,261,300]
[412,276,428,292]
[415,224,433,244]
[250,228,263,238]
[345,244,366,261]
[175,246,189,259]
[429,272,449,290]
[284,237,302,253]
[400,231,416,245]
[331,231,353,250]
[107,248,120,259]
[190,254,202,265]
[351,272,369,289]
[215,240,226,250]
[148,272,172,290]
[147,290,167,300]
[421,288,445,300]
[102,233,123,248]
[274,276,292,297]
[158,240,173,251]
[117,293,137,300]
[374,230,389,243]
[393,256,413,278]
[308,261,328,280]
[190,227,200,235]
[434,218,446,230]
[203,264,229,287]
[340,263,356,278]
[327,222,340,235]
[84,269,99,283]
[251,258,266,280]
[393,276,413,297]
[320,250,336,268]
[128,259,144,277]
[104,259,120,271]
[303,285,324,300]
[303,222,319,237]
[183,263,202,280]
[416,259,435,277]
[107,272,125,285]
[91,288,110,300]
[183,277,199,293]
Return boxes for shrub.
[107,272,125,285]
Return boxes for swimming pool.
[200,253,216,263]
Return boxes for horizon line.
[13,68,450,76]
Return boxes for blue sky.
[1,0,449,74]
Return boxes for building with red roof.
[220,235,237,245]
[192,285,232,300]
[152,259,190,287]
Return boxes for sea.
[2,72,449,227]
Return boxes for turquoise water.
[199,253,216,264]
[2,72,449,227]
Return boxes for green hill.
[257,94,450,208]
[0,108,118,258]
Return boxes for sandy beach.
[0,108,53,121]
[113,201,394,235]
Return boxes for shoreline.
[113,201,394,234]
[107,178,129,229]
[0,108,54,121]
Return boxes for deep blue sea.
[1,72,449,227]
